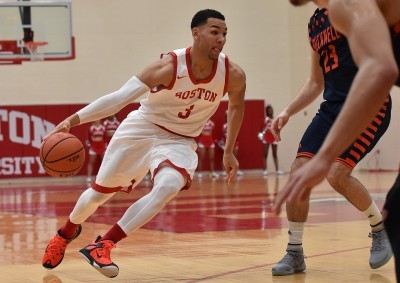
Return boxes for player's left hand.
[273,155,331,215]
[223,152,239,184]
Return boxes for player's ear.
[192,27,199,40]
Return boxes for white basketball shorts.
[93,111,198,193]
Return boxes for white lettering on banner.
[9,111,30,145]
[0,156,45,175]
[0,109,7,141]
[32,115,53,148]
[0,109,55,148]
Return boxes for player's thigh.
[297,114,331,158]
[291,156,309,172]
[150,142,198,180]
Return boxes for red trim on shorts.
[296,152,314,159]
[152,160,192,190]
[337,158,356,169]
[92,179,136,194]
[297,152,356,169]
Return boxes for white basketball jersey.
[138,47,228,137]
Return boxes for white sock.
[362,201,384,231]
[288,221,305,245]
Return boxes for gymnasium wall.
[0,100,265,178]
[0,0,399,174]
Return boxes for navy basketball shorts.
[297,96,391,169]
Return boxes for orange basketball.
[40,132,85,177]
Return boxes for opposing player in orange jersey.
[274,0,400,280]
[41,9,246,278]
[271,5,392,275]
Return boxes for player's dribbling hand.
[44,114,80,140]
[44,120,72,140]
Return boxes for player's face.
[194,18,227,60]
[267,108,273,116]
[289,0,312,6]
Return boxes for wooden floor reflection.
[0,171,397,283]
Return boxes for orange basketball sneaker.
[79,236,119,278]
[42,225,82,269]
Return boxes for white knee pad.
[153,167,186,198]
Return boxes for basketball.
[40,132,85,177]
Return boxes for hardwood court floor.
[0,171,397,283]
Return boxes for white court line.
[310,193,387,204]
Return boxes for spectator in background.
[103,114,120,145]
[86,120,106,184]
[258,104,283,176]
[218,111,243,176]
[197,119,219,178]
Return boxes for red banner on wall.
[0,100,265,179]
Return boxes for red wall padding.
[0,100,265,178]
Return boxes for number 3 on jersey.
[321,45,339,73]
[178,104,194,119]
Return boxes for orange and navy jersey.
[390,22,400,86]
[308,8,358,102]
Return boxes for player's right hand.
[271,112,289,142]
[44,114,80,140]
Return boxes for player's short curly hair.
[191,9,225,29]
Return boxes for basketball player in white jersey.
[41,9,246,278]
